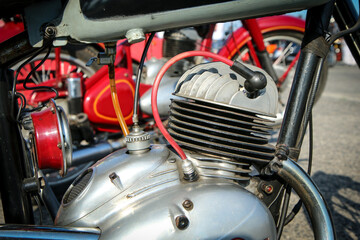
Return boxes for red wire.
[151,51,234,160]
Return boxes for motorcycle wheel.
[231,30,328,127]
[14,44,101,83]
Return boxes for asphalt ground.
[282,63,360,240]
[1,64,359,239]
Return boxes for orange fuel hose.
[108,64,130,136]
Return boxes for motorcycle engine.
[55,62,278,239]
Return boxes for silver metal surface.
[189,154,252,182]
[53,99,72,176]
[273,158,336,240]
[0,225,100,239]
[56,144,276,239]
[67,76,82,99]
[125,125,151,152]
[142,58,168,85]
[37,0,329,46]
[140,74,181,116]
[174,62,278,117]
[125,28,146,44]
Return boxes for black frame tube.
[276,1,333,156]
[0,32,38,67]
[0,68,33,224]
[277,51,321,151]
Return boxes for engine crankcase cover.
[55,145,276,239]
[174,61,278,117]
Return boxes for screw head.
[175,215,189,230]
[182,200,193,211]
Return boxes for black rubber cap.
[230,61,267,93]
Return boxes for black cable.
[276,185,291,240]
[284,112,313,226]
[11,46,47,120]
[132,32,155,124]
[15,93,25,121]
[22,46,59,99]
[328,11,360,45]
[15,92,27,109]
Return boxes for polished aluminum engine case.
[55,145,276,239]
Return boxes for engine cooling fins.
[168,98,275,167]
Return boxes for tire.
[231,30,328,127]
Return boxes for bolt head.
[126,29,145,44]
[175,215,189,230]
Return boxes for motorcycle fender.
[217,15,305,59]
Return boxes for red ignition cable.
[151,50,234,160]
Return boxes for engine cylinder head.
[169,62,278,175]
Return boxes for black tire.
[232,30,328,127]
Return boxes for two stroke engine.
[55,62,279,239]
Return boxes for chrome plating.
[67,76,82,99]
[0,225,100,240]
[54,99,72,176]
[273,158,336,240]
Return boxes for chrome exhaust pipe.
[271,158,336,240]
[0,225,100,239]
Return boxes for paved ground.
[282,64,360,239]
[1,64,359,239]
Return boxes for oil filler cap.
[125,125,151,152]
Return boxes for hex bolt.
[45,26,57,38]
[182,200,193,211]
[57,143,62,149]
[125,28,146,44]
[175,215,189,230]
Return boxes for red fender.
[217,15,305,59]
[0,20,24,43]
